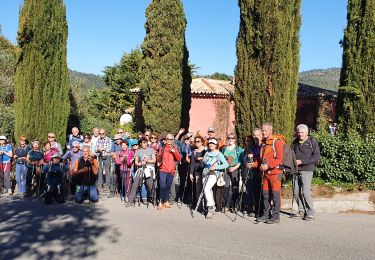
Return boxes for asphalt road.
[1,195,374,260]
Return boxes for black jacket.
[292,137,320,172]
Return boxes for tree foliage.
[235,0,301,142]
[337,0,375,134]
[140,0,192,133]
[14,0,69,143]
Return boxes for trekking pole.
[256,169,265,223]
[36,165,42,198]
[120,161,126,202]
[180,164,190,209]
[234,168,250,221]
[191,172,210,218]
[137,167,145,207]
[0,154,4,194]
[290,173,296,217]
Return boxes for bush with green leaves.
[312,131,375,183]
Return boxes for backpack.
[270,134,298,174]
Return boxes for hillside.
[69,70,106,90]
[299,68,340,91]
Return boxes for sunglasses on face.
[117,132,123,134]
[228,137,235,140]
[73,146,79,148]
[166,138,173,141]
[100,133,105,135]
[48,136,55,138]
[194,140,201,143]
[151,136,157,139]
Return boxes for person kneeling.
[43,154,69,205]
[72,147,99,203]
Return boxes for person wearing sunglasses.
[175,134,192,204]
[82,133,92,151]
[220,134,243,213]
[13,135,31,197]
[148,132,160,153]
[62,141,83,198]
[189,135,206,209]
[157,133,181,209]
[47,132,63,156]
[43,141,59,164]
[117,128,125,139]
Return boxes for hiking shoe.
[265,218,280,224]
[304,214,315,221]
[247,212,256,217]
[293,211,305,218]
[142,198,148,204]
[215,208,222,213]
[205,211,213,219]
[125,202,135,207]
[256,216,267,223]
[157,203,163,210]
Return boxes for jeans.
[159,172,173,203]
[75,185,99,203]
[294,171,315,215]
[16,163,28,193]
[98,156,111,187]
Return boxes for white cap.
[0,135,7,140]
[208,139,218,145]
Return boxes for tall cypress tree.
[235,0,301,142]
[337,0,375,134]
[14,0,69,143]
[141,0,191,133]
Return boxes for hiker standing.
[0,135,13,195]
[26,141,44,196]
[115,140,133,199]
[47,132,63,155]
[66,127,83,150]
[250,123,284,224]
[221,134,243,212]
[157,133,181,210]
[90,128,100,155]
[14,135,31,197]
[96,128,112,191]
[189,135,206,209]
[292,124,320,221]
[202,138,228,219]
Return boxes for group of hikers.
[0,123,320,223]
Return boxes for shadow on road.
[0,196,117,259]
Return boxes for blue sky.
[0,0,347,76]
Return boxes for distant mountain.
[299,68,340,92]
[69,70,106,90]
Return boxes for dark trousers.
[45,185,65,205]
[192,172,203,209]
[159,172,173,203]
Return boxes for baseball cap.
[207,127,216,133]
[208,139,218,145]
[113,134,123,140]
[0,135,7,140]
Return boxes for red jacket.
[158,144,181,175]
[253,136,284,175]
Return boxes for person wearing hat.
[42,153,69,204]
[13,135,31,197]
[201,138,228,219]
[0,135,13,195]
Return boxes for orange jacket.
[253,136,284,174]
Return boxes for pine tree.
[14,0,69,143]
[140,0,191,133]
[235,0,301,142]
[337,0,375,134]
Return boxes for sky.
[0,0,347,76]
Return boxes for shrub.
[312,131,375,183]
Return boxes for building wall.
[189,96,234,139]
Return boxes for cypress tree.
[141,0,191,133]
[235,0,301,142]
[337,0,375,134]
[14,0,69,143]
